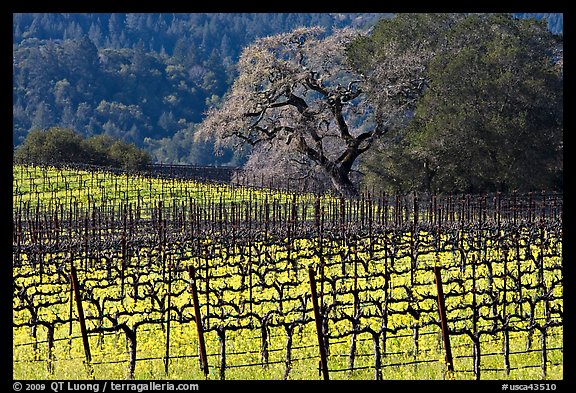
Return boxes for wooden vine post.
[308,266,329,380]
[70,266,92,370]
[433,266,454,375]
[164,258,172,375]
[188,266,209,377]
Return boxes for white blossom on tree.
[198,26,431,197]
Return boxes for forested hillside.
[13,13,561,166]
[13,13,387,165]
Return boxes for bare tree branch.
[198,26,430,197]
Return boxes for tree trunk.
[328,167,359,198]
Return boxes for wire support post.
[433,266,454,376]
[308,266,329,381]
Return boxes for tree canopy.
[14,127,151,170]
[359,13,563,194]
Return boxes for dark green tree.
[14,127,84,164]
[82,134,116,165]
[83,133,151,169]
[14,127,151,170]
[358,13,563,194]
[106,140,151,170]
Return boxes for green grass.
[13,322,562,380]
[13,164,320,214]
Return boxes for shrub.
[14,127,151,170]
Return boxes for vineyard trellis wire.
[13,165,563,380]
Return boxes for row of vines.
[13,165,563,380]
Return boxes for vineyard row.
[14,203,562,380]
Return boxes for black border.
[6,2,571,392]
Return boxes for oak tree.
[361,14,563,193]
[198,27,431,197]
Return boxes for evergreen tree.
[358,14,563,193]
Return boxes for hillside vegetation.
[13,13,386,166]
